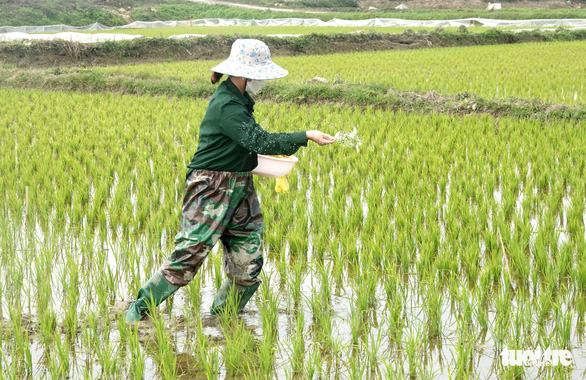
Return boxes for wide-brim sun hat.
[211,39,288,80]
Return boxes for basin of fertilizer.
[252,154,298,177]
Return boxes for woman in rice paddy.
[126,39,336,321]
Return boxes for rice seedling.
[404,325,424,379]
[424,278,444,340]
[193,318,221,379]
[93,320,121,377]
[150,308,179,379]
[290,307,306,376]
[258,274,279,375]
[128,325,146,380]
[216,285,258,377]
[51,332,70,379]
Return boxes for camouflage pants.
[159,170,263,287]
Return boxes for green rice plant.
[365,327,384,376]
[51,332,70,379]
[61,254,81,342]
[258,274,279,376]
[194,319,220,379]
[6,306,33,378]
[93,321,121,377]
[352,269,377,327]
[404,325,423,379]
[348,353,368,380]
[211,250,223,291]
[574,253,586,291]
[576,291,585,328]
[288,257,306,307]
[257,335,275,378]
[305,342,325,380]
[537,285,554,326]
[381,358,404,379]
[185,271,203,314]
[423,278,443,340]
[34,253,57,350]
[491,286,512,350]
[116,310,130,353]
[348,305,363,349]
[128,325,146,380]
[217,286,258,376]
[290,308,305,375]
[461,244,480,286]
[385,286,405,347]
[308,284,334,355]
[554,304,573,350]
[317,261,332,304]
[150,308,179,379]
[451,323,476,379]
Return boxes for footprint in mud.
[109,300,131,321]
[2,315,37,336]
[200,314,219,328]
[168,314,186,330]
[175,353,206,379]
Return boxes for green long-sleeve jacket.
[187,78,308,175]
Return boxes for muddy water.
[3,179,586,379]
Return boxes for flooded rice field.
[2,89,586,378]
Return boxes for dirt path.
[187,0,328,14]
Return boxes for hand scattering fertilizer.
[252,129,359,193]
[334,127,362,148]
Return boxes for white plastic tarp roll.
[330,18,375,27]
[0,32,142,43]
[1,17,586,35]
[169,34,207,39]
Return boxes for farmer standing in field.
[126,39,336,321]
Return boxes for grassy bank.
[83,25,572,38]
[1,66,583,121]
[133,3,586,22]
[0,1,126,27]
[1,28,585,69]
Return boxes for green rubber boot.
[210,278,260,316]
[125,272,179,322]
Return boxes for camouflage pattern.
[159,169,263,288]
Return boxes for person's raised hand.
[306,131,337,146]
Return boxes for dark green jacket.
[187,79,308,175]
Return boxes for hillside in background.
[0,0,584,26]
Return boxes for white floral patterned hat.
[211,39,288,80]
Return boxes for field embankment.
[1,28,585,68]
[1,65,583,121]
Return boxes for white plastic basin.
[251,154,298,178]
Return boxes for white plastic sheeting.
[1,17,586,34]
[2,18,585,43]
[0,32,143,43]
[0,22,109,34]
[486,3,503,10]
[169,33,303,38]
